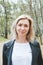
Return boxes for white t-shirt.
[12,41,32,65]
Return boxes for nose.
[21,26,25,30]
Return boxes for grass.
[0,36,8,43]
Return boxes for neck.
[16,36,28,43]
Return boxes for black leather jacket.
[3,40,43,65]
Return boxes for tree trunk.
[3,0,8,38]
[34,0,42,44]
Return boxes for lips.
[20,31,25,34]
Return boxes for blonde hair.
[11,14,35,42]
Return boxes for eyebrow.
[17,23,29,27]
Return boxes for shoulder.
[30,40,42,54]
[3,39,15,50]
[30,40,40,48]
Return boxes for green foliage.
[0,36,8,42]
[0,0,43,44]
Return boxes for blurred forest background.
[0,0,43,44]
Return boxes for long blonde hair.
[11,14,35,42]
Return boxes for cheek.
[26,27,29,33]
[16,26,20,32]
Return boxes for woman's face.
[16,19,30,38]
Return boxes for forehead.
[17,19,29,24]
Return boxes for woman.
[3,14,43,65]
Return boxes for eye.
[18,24,22,26]
[24,24,28,27]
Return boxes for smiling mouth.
[19,30,26,33]
[20,31,25,34]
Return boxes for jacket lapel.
[29,42,35,65]
[7,40,15,65]
[29,42,39,65]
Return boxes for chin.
[20,34,26,36]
